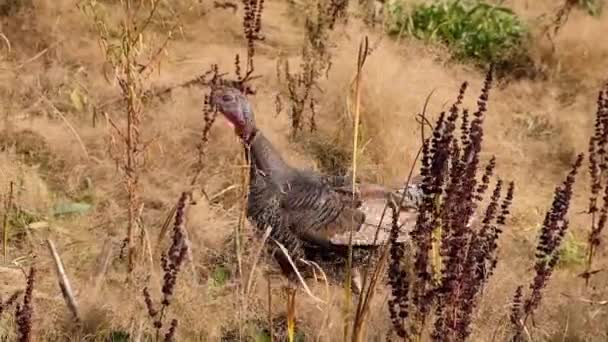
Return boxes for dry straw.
[344,36,369,342]
[2,181,14,262]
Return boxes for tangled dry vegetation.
[1,0,608,341]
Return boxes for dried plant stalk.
[0,290,22,318]
[278,0,349,137]
[376,67,517,341]
[583,83,608,285]
[15,267,35,342]
[2,181,14,262]
[90,238,113,296]
[510,154,584,340]
[287,286,297,342]
[268,276,274,342]
[79,0,179,276]
[352,89,431,342]
[344,36,369,342]
[143,192,191,341]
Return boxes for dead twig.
[560,292,608,305]
[14,40,64,70]
[246,226,273,297]
[41,96,89,159]
[214,1,238,12]
[273,240,325,304]
[89,238,113,296]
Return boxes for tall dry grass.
[0,0,607,340]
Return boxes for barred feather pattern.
[245,132,364,262]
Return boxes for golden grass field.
[1,0,608,340]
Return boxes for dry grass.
[0,0,607,340]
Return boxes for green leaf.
[107,330,130,342]
[210,265,230,287]
[385,0,526,63]
[255,331,272,342]
[53,201,92,216]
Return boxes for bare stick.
[0,33,11,53]
[90,238,113,296]
[46,239,81,322]
[300,259,331,341]
[16,40,64,69]
[345,36,369,341]
[180,222,198,285]
[41,96,89,158]
[273,240,325,303]
[268,275,274,342]
[246,226,273,296]
[140,225,155,272]
[156,204,177,255]
[3,181,14,262]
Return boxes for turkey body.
[243,131,417,284]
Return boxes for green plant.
[556,232,586,269]
[386,0,527,64]
[209,264,231,287]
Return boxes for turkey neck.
[244,130,293,181]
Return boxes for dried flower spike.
[15,267,35,342]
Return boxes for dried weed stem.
[79,0,179,275]
[2,181,14,262]
[583,83,608,285]
[383,67,516,341]
[143,192,191,341]
[0,290,21,317]
[510,154,584,340]
[15,267,35,342]
[277,0,349,136]
[345,36,369,342]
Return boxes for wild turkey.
[210,85,421,291]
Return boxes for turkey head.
[210,86,257,142]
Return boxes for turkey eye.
[222,95,233,102]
